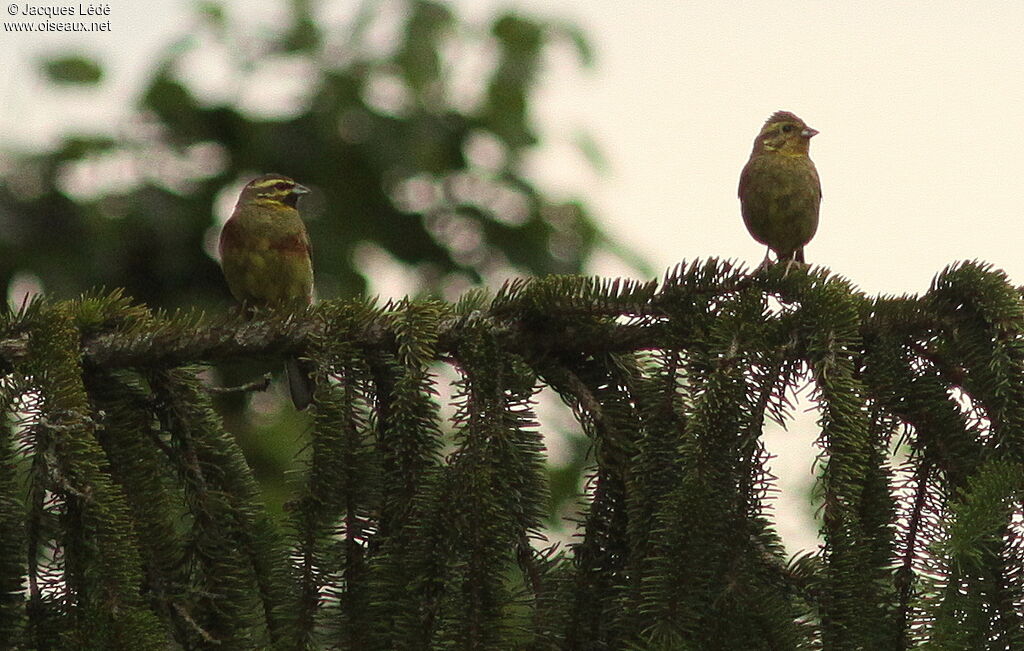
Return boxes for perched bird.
[219,174,315,409]
[738,111,821,270]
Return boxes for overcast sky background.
[5,0,1024,553]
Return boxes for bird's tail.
[285,356,316,410]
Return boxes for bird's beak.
[292,183,311,195]
[801,127,819,139]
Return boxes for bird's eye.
[781,125,794,133]
[274,182,291,191]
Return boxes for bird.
[218,173,316,409]
[738,111,821,272]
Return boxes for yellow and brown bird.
[738,111,821,270]
[219,173,315,409]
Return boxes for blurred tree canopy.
[1,0,631,515]
[0,0,622,312]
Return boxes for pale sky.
[4,0,1023,553]
[521,2,1024,296]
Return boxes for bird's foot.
[781,257,811,278]
[752,253,773,274]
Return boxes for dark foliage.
[1,260,1022,649]
[0,0,627,527]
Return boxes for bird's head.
[751,111,818,156]
[239,174,310,209]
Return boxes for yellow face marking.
[252,196,293,208]
[757,121,811,156]
[242,175,309,208]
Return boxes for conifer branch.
[2,260,1023,647]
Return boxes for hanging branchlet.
[1,259,1023,648]
[145,366,291,648]
[19,298,165,649]
[428,311,549,649]
[364,299,450,650]
[287,299,381,648]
